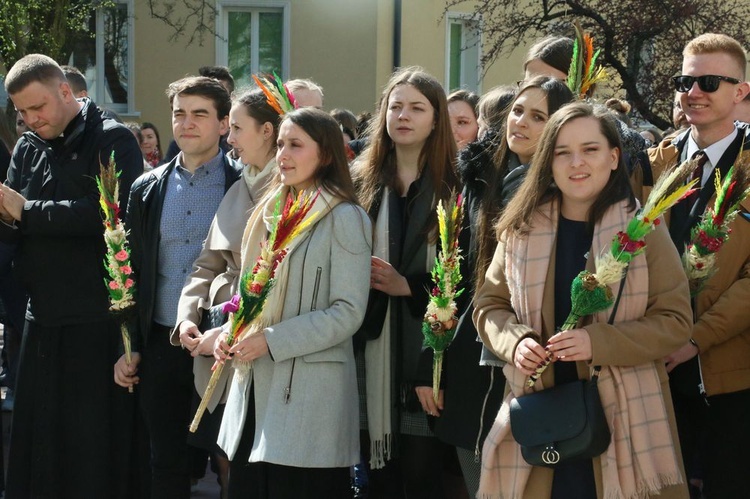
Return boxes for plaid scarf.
[478,199,683,499]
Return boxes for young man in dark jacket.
[0,53,143,498]
[114,75,241,498]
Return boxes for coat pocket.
[302,347,348,363]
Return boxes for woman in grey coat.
[174,88,281,494]
[215,108,372,498]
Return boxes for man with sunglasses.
[646,33,750,498]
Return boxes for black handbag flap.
[509,381,587,447]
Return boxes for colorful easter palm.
[96,152,136,393]
[189,189,319,432]
[422,194,464,403]
[683,154,750,296]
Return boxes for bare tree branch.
[146,0,219,46]
[444,0,750,129]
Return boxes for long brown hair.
[354,66,459,236]
[272,107,358,205]
[474,77,573,290]
[496,102,635,238]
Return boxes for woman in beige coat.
[473,103,692,499]
[173,88,281,494]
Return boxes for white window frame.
[93,0,136,116]
[444,12,482,94]
[215,1,291,80]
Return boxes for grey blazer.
[219,202,372,468]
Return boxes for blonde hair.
[684,33,747,77]
[286,78,324,100]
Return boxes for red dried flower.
[697,230,724,252]
[617,231,646,253]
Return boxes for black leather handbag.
[508,271,628,467]
[198,303,227,332]
[509,368,610,467]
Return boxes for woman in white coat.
[215,107,372,498]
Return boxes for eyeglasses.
[673,74,741,93]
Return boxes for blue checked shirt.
[153,151,226,327]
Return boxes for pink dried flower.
[108,280,120,290]
[223,294,241,314]
[120,265,132,275]
[115,250,129,262]
[124,279,134,289]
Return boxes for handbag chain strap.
[592,267,629,380]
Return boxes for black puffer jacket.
[0,99,143,325]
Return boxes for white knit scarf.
[365,187,435,469]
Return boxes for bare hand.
[0,198,11,223]
[213,331,232,364]
[547,328,592,362]
[114,352,141,388]
[179,321,202,352]
[193,327,223,357]
[229,329,269,362]
[514,337,549,375]
[664,342,699,373]
[415,386,444,417]
[0,184,26,221]
[371,256,411,296]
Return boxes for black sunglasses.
[673,74,741,93]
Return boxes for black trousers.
[701,388,750,498]
[139,323,195,499]
[366,433,463,499]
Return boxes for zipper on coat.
[696,353,710,407]
[282,227,318,405]
[310,267,322,311]
[690,306,710,407]
[284,358,296,404]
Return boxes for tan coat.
[474,223,691,498]
[648,129,750,396]
[173,173,270,412]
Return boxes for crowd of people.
[0,28,748,499]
